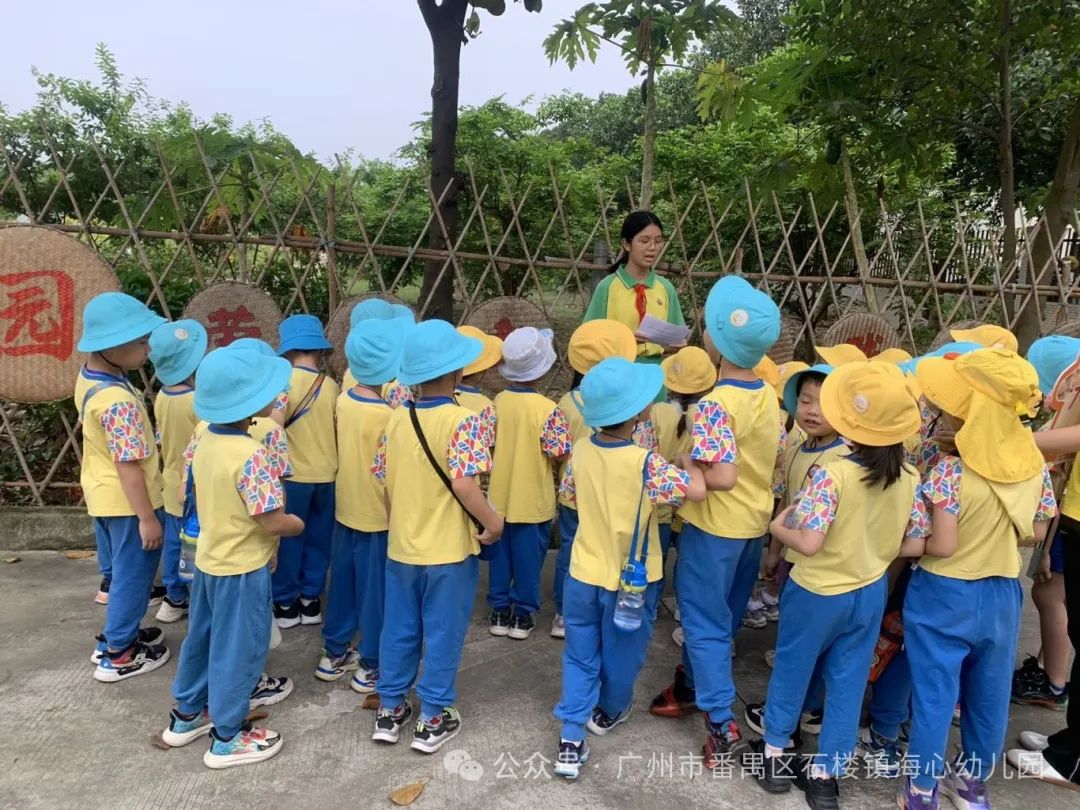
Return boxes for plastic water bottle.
[178,510,199,582]
[613,561,648,632]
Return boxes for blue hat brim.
[195,356,293,424]
[783,363,833,415]
[583,363,664,427]
[153,329,209,386]
[77,310,167,353]
[276,334,333,356]
[398,334,483,387]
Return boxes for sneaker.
[743,703,802,749]
[274,599,301,629]
[650,665,697,718]
[1011,672,1069,711]
[1018,730,1049,752]
[489,609,511,637]
[372,702,413,744]
[315,649,360,682]
[763,603,780,623]
[1012,655,1044,690]
[410,707,462,754]
[793,761,841,810]
[761,589,780,622]
[249,674,293,708]
[554,739,590,780]
[203,724,282,769]
[857,726,902,778]
[90,627,165,664]
[587,706,631,736]
[349,664,379,694]
[704,717,749,768]
[742,609,768,629]
[952,704,961,726]
[155,596,189,623]
[550,614,566,639]
[746,595,766,613]
[93,641,170,682]
[148,585,166,607]
[745,738,795,794]
[94,578,110,605]
[672,626,684,647]
[941,760,990,810]
[765,649,776,668]
[1005,747,1077,789]
[898,776,940,808]
[299,597,322,626]
[801,707,824,736]
[507,613,535,640]
[161,708,213,747]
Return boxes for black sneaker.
[249,674,294,708]
[489,609,511,637]
[274,599,301,629]
[94,577,111,605]
[587,706,631,736]
[507,612,535,640]
[372,702,413,745]
[744,703,803,749]
[148,585,167,607]
[800,707,824,736]
[703,717,749,769]
[794,759,841,810]
[1012,671,1069,711]
[745,738,795,794]
[91,627,165,664]
[410,707,462,753]
[299,597,322,626]
[554,739,590,780]
[93,640,171,683]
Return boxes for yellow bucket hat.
[568,319,637,374]
[457,326,503,377]
[663,347,718,394]
[914,356,973,421]
[819,361,921,447]
[873,347,913,364]
[753,355,780,391]
[816,343,867,366]
[776,360,810,400]
[950,324,1018,353]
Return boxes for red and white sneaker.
[204,724,282,769]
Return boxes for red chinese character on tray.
[849,333,884,357]
[206,305,261,347]
[493,317,515,341]
[0,270,75,360]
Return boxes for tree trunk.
[640,61,657,210]
[997,0,1019,309]
[840,143,879,314]
[418,0,468,321]
[1014,98,1080,351]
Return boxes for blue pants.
[322,523,388,667]
[96,511,164,651]
[869,647,911,740]
[93,519,113,581]
[378,556,479,722]
[172,566,272,740]
[555,576,661,742]
[675,524,763,722]
[904,569,1022,789]
[764,576,887,776]
[553,506,579,615]
[485,520,551,617]
[161,513,189,604]
[272,480,334,605]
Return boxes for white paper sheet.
[636,314,690,346]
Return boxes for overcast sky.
[0,0,664,161]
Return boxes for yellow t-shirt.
[74,367,165,518]
[678,379,782,539]
[335,389,393,532]
[651,401,694,525]
[455,385,497,449]
[378,397,492,565]
[778,436,849,509]
[556,389,591,510]
[488,387,570,524]
[154,386,199,516]
[1060,454,1080,520]
[192,426,282,575]
[282,365,339,483]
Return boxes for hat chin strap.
[95,349,128,376]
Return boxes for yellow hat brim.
[819,362,922,446]
[662,348,718,394]
[459,329,503,377]
[816,344,868,366]
[951,325,1018,353]
[915,357,972,419]
[873,347,913,364]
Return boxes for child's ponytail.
[851,442,907,489]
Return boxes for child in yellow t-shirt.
[148,319,208,623]
[371,320,503,755]
[552,357,706,779]
[272,314,339,628]
[454,325,501,448]
[162,346,304,769]
[486,327,572,639]
[552,319,638,639]
[342,297,415,408]
[75,292,170,682]
[315,319,409,692]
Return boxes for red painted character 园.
[0,270,75,360]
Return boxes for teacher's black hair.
[610,210,664,272]
[849,442,907,489]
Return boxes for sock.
[764,743,785,759]
[911,781,934,796]
[174,708,200,721]
[1049,681,1066,695]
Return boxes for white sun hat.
[498,326,557,383]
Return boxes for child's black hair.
[850,442,908,489]
[795,371,827,400]
[598,417,636,433]
[672,392,704,439]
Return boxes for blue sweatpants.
[904,569,1022,789]
[272,480,335,605]
[675,524,763,722]
[378,556,479,722]
[553,506,579,616]
[93,519,113,581]
[764,576,887,776]
[486,520,551,617]
[161,513,189,604]
[96,511,164,651]
[172,566,272,740]
[555,576,661,742]
[868,647,911,740]
[322,522,388,667]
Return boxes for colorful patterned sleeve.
[385,382,413,410]
[480,404,497,449]
[262,425,292,480]
[633,417,658,451]
[645,452,692,507]
[558,461,577,508]
[447,414,493,479]
[540,406,573,458]
[689,400,737,464]
[771,418,789,499]
[923,457,961,517]
[272,391,288,413]
[917,438,944,477]
[371,433,387,481]
[99,400,152,463]
[905,489,931,538]
[1036,466,1058,522]
[236,447,285,516]
[792,465,839,533]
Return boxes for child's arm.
[898,486,931,557]
[767,464,837,556]
[451,476,504,543]
[899,536,926,557]
[923,506,958,557]
[117,462,163,550]
[102,399,162,549]
[769,506,827,556]
[269,391,287,427]
[687,401,738,492]
[921,458,959,558]
[1027,466,1057,547]
[671,453,707,502]
[541,406,572,464]
[254,508,304,538]
[1034,424,1080,460]
[239,448,302,537]
[448,413,503,543]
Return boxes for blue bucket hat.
[77,292,167,353]
[148,319,208,386]
[349,298,395,328]
[226,337,276,356]
[1028,335,1080,395]
[901,341,982,377]
[582,357,665,428]
[398,319,483,386]
[276,314,332,356]
[389,304,415,323]
[703,276,781,368]
[346,319,408,386]
[195,347,292,424]
[783,363,833,415]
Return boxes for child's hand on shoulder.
[477,514,505,545]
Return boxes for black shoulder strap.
[284,372,326,429]
[408,404,484,531]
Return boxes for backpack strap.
[625,452,653,567]
[284,372,326,428]
[408,404,484,532]
[79,380,129,423]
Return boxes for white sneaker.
[550,614,566,639]
[1018,730,1049,752]
[161,709,213,747]
[155,598,189,623]
[315,649,360,682]
[93,642,170,682]
[672,626,684,647]
[350,664,379,694]
[204,726,282,769]
[1005,748,1078,790]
